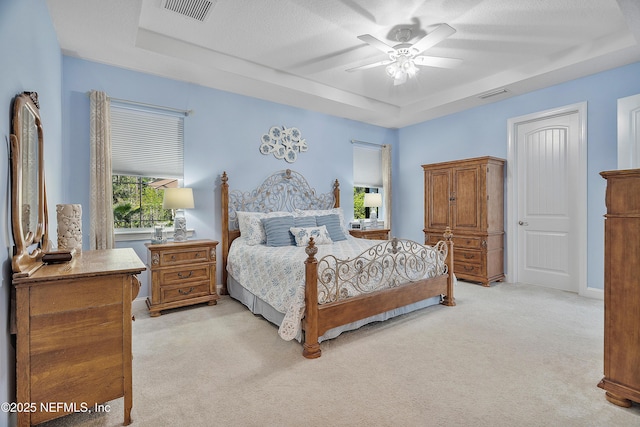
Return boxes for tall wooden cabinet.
[12,248,145,426]
[598,169,640,407]
[423,156,505,286]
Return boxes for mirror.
[10,92,49,277]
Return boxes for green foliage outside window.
[354,187,366,219]
[112,175,173,228]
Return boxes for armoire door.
[451,165,481,232]
[424,168,451,230]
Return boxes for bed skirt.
[227,274,442,343]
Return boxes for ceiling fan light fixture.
[386,63,398,77]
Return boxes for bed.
[220,169,455,358]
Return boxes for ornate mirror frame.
[10,91,49,277]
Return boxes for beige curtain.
[89,90,115,249]
[382,144,392,234]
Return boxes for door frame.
[506,102,592,297]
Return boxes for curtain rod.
[351,139,384,147]
[86,91,193,116]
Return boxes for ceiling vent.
[162,0,216,22]
[478,88,508,99]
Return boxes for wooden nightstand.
[349,228,390,240]
[145,239,219,316]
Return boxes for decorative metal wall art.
[259,126,307,163]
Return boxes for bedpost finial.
[443,227,453,240]
[334,179,340,190]
[305,237,318,259]
[221,171,228,184]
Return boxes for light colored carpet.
[40,281,640,427]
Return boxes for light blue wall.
[397,61,640,290]
[62,57,397,297]
[0,0,63,424]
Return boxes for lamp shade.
[162,188,194,210]
[363,193,382,208]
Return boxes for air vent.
[478,88,508,99]
[162,0,216,22]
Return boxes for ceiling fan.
[347,23,462,85]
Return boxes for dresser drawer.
[455,249,482,266]
[161,282,210,303]
[159,248,209,266]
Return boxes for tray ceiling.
[46,0,640,128]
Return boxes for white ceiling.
[45,0,640,128]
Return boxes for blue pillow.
[261,215,295,246]
[294,216,316,227]
[316,214,347,241]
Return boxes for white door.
[618,93,640,169]
[507,104,587,293]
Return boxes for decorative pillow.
[294,208,349,235]
[261,215,295,247]
[289,225,333,247]
[315,214,347,241]
[237,211,290,245]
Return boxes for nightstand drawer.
[161,282,210,303]
[159,265,209,286]
[159,248,209,266]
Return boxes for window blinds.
[110,102,184,179]
[353,145,382,187]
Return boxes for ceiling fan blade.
[414,55,463,68]
[346,59,393,72]
[410,23,456,55]
[357,34,395,54]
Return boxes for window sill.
[115,228,194,242]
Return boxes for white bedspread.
[227,236,379,340]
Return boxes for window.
[353,144,383,221]
[354,186,381,220]
[110,101,186,230]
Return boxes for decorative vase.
[56,204,82,252]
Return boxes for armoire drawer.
[455,249,482,265]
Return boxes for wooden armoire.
[598,169,640,407]
[423,156,505,286]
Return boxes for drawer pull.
[463,265,475,271]
[177,271,193,279]
[195,253,201,258]
[171,255,176,261]
[464,254,475,259]
[179,287,195,295]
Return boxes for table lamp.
[163,187,194,242]
[363,193,382,229]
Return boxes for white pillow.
[290,225,333,246]
[236,211,290,245]
[294,208,349,235]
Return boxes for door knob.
[518,221,529,226]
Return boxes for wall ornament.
[259,125,307,163]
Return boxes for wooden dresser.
[12,248,145,426]
[145,239,219,316]
[598,169,640,407]
[423,156,505,286]
[349,228,390,240]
